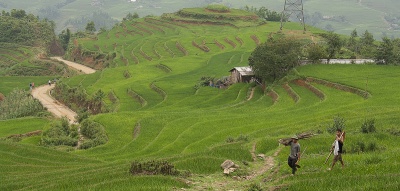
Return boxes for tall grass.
[0,89,45,120]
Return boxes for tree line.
[0,9,55,47]
[249,30,400,84]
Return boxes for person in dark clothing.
[329,129,345,170]
[287,135,301,175]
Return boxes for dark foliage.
[130,160,180,176]
[53,81,106,114]
[0,10,55,47]
[248,37,302,83]
[41,117,79,147]
[327,116,346,134]
[361,118,376,133]
[79,119,108,149]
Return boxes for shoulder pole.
[324,131,345,164]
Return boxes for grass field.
[1,10,400,191]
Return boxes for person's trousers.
[288,156,298,174]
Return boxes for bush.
[248,183,263,191]
[130,160,180,176]
[205,4,230,13]
[226,134,249,143]
[361,118,376,133]
[387,128,400,136]
[41,136,77,147]
[79,119,108,149]
[349,141,380,153]
[327,116,346,134]
[41,118,78,147]
[236,134,249,142]
[77,109,90,123]
[365,156,383,165]
[226,136,235,143]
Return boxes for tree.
[322,32,343,63]
[59,28,71,50]
[306,43,327,63]
[123,12,139,21]
[243,5,286,22]
[360,30,374,46]
[375,37,394,64]
[85,21,96,33]
[248,37,302,83]
[10,9,26,19]
[347,29,360,53]
[360,30,375,57]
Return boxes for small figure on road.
[29,82,32,90]
[48,80,51,86]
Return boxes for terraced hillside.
[0,43,77,96]
[1,8,400,191]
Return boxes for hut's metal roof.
[229,67,254,76]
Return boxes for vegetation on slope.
[0,89,46,120]
[2,7,400,191]
[0,9,56,48]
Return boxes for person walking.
[329,129,345,170]
[287,135,301,175]
[48,80,51,86]
[29,82,32,91]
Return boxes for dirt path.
[51,57,96,74]
[247,87,255,101]
[32,84,77,124]
[32,57,95,124]
[187,145,283,190]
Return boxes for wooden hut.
[229,67,255,83]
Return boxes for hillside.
[1,7,400,191]
[0,0,399,39]
[0,11,75,98]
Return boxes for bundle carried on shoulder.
[279,132,315,146]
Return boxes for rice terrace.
[1,4,400,191]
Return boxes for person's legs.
[330,155,338,170]
[288,157,297,174]
[338,153,344,168]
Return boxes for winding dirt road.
[31,57,96,124]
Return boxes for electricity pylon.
[280,0,306,32]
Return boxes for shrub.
[248,183,263,191]
[387,128,400,136]
[53,81,106,115]
[327,116,346,134]
[77,109,90,123]
[123,70,131,78]
[365,156,383,165]
[349,141,381,153]
[361,118,376,133]
[226,135,249,143]
[79,119,108,149]
[41,118,79,147]
[41,136,78,147]
[206,4,230,13]
[226,136,235,143]
[236,134,249,142]
[130,160,180,176]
